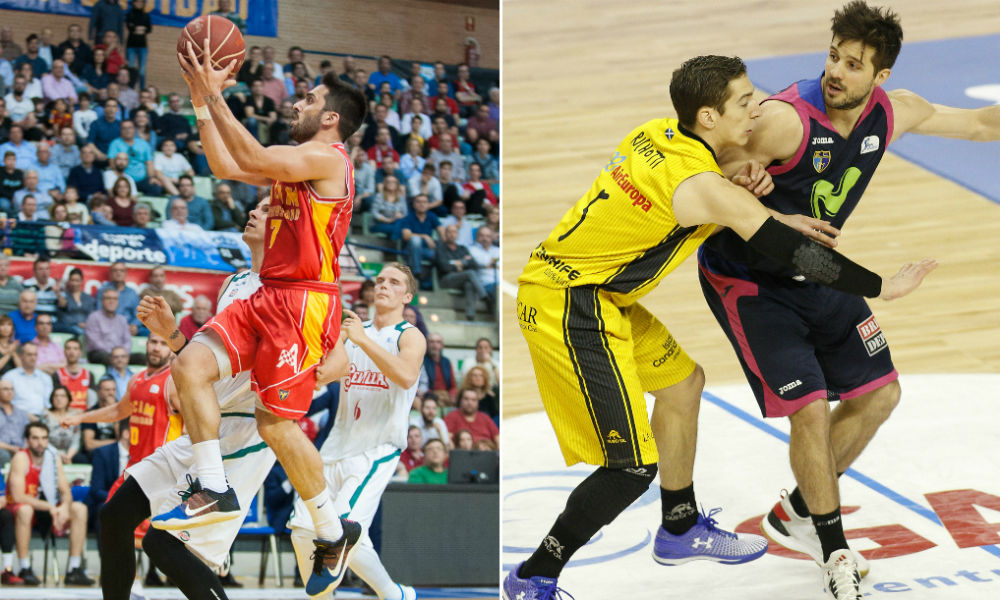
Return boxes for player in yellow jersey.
[503,55,936,599]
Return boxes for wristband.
[193,104,211,121]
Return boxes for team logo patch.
[150,384,159,394]
[606,429,627,444]
[665,127,675,140]
[813,150,831,173]
[277,344,300,372]
[278,389,290,401]
[856,315,888,356]
[178,530,190,542]
[860,135,880,154]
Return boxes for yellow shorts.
[516,283,696,468]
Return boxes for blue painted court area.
[745,34,1000,204]
[503,374,1000,599]
[0,587,500,599]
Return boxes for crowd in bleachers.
[0,0,499,587]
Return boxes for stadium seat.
[50,332,73,347]
[138,196,170,223]
[131,336,148,354]
[237,491,282,587]
[193,176,214,200]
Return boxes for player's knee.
[174,342,220,388]
[563,464,657,530]
[70,501,87,520]
[789,397,830,428]
[869,379,901,420]
[14,504,32,521]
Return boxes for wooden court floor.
[501,0,1000,416]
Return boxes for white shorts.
[127,413,276,570]
[289,443,401,538]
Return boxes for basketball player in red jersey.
[154,37,369,595]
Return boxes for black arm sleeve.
[746,217,882,298]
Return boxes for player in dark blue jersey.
[698,2,1000,599]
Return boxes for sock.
[68,555,81,570]
[788,487,810,518]
[811,507,849,562]
[519,515,591,580]
[19,557,30,570]
[192,440,227,493]
[350,542,398,599]
[3,552,12,571]
[304,490,343,541]
[660,483,698,535]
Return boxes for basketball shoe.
[502,563,574,600]
[151,475,240,530]
[823,549,862,599]
[760,490,869,576]
[653,506,768,565]
[306,518,363,597]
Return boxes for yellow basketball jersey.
[518,117,722,306]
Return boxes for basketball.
[177,15,245,74]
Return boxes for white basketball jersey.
[212,270,261,413]
[321,320,419,461]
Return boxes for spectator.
[60,187,87,225]
[350,146,375,212]
[368,55,402,96]
[258,62,286,106]
[426,115,457,153]
[467,138,498,184]
[7,421,94,585]
[132,107,157,149]
[431,81,459,118]
[399,194,443,287]
[461,163,498,215]
[124,0,151,88]
[9,290,38,344]
[439,199,474,247]
[444,388,499,447]
[242,79,277,143]
[50,126,81,178]
[0,380,29,466]
[429,134,466,182]
[459,365,497,420]
[86,98,121,161]
[107,176,136,226]
[90,0,125,42]
[53,337,95,412]
[80,46,110,96]
[0,258,21,316]
[422,332,456,402]
[284,61,310,98]
[453,63,482,117]
[338,55,356,85]
[210,182,246,232]
[366,125,400,168]
[104,347,132,398]
[409,395,451,449]
[31,314,64,375]
[170,175,212,230]
[468,225,498,314]
[40,59,75,104]
[360,104,401,152]
[155,93,191,147]
[15,194,38,223]
[407,438,448,484]
[431,61,451,96]
[12,171,51,215]
[403,304,429,339]
[3,342,52,417]
[466,102,498,141]
[54,268,93,337]
[107,119,159,195]
[375,155,405,187]
[369,175,407,237]
[13,34,48,79]
[212,0,247,34]
[0,27,23,62]
[0,151,23,213]
[400,99,432,139]
[396,425,423,478]
[84,289,130,365]
[99,262,140,333]
[68,154,104,210]
[352,67,373,102]
[400,75,432,117]
[162,196,204,233]
[134,87,160,118]
[376,89,401,129]
[114,67,138,112]
[178,295,212,339]
[399,137,426,182]
[88,195,113,225]
[102,155,136,200]
[41,386,78,463]
[56,24,93,75]
[152,138,193,197]
[75,378,118,463]
[435,223,484,321]
[98,30,126,77]
[0,124,36,168]
[237,45,263,85]
[138,266,184,315]
[267,98,293,146]
[454,429,474,451]
[131,202,151,228]
[32,145,66,201]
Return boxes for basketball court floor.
[0,587,497,599]
[501,1,1000,598]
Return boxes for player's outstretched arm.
[674,173,937,300]
[890,89,1000,142]
[341,310,426,389]
[62,392,132,428]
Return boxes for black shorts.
[697,247,897,418]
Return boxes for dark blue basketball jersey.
[702,74,894,277]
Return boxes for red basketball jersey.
[127,367,182,468]
[56,367,92,412]
[6,450,40,503]
[261,143,354,291]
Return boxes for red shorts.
[204,283,341,419]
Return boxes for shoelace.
[698,506,738,540]
[536,581,575,600]
[828,556,861,599]
[177,473,201,501]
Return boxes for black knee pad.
[561,464,658,531]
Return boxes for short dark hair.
[24,420,48,439]
[422,438,445,452]
[64,337,82,349]
[33,256,49,267]
[321,71,368,140]
[831,0,903,72]
[669,55,747,129]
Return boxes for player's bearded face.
[290,107,323,143]
[823,72,875,111]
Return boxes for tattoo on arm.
[204,94,222,106]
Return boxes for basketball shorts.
[697,249,898,418]
[288,443,401,541]
[516,283,697,469]
[127,413,276,570]
[205,284,341,419]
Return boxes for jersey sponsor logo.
[179,530,191,542]
[860,135,880,154]
[604,151,626,172]
[856,315,888,356]
[516,300,538,333]
[810,167,862,219]
[344,363,390,391]
[630,130,666,169]
[277,344,300,372]
[812,136,834,145]
[532,244,581,282]
[610,166,653,212]
[651,336,679,367]
[812,150,831,173]
[778,379,803,395]
[150,384,159,394]
[606,429,627,444]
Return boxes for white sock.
[19,557,30,570]
[2,552,12,570]
[192,440,227,493]
[350,542,399,599]
[68,555,81,570]
[303,490,343,541]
